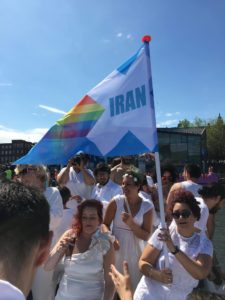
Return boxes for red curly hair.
[73,199,103,236]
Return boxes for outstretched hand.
[109,261,133,300]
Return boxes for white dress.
[134,226,213,300]
[55,230,110,300]
[112,195,153,291]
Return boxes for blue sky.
[0,0,225,143]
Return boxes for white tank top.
[180,181,202,197]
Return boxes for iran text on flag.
[15,40,158,165]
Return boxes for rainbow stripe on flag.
[45,96,105,139]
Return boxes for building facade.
[158,127,207,171]
[0,140,34,165]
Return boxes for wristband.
[171,245,180,255]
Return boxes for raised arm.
[102,200,120,250]
[57,162,71,186]
[121,209,153,241]
[159,228,212,280]
[109,261,133,300]
[139,243,173,284]
[102,200,117,232]
[44,229,74,271]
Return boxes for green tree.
[206,114,225,160]
[176,114,225,160]
[192,117,207,127]
[177,119,192,128]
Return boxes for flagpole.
[142,36,170,268]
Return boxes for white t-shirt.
[54,208,74,241]
[194,197,209,233]
[91,179,123,202]
[134,226,213,300]
[0,280,25,300]
[180,181,202,197]
[44,187,63,234]
[59,167,94,199]
[146,175,154,187]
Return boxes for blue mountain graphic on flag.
[106,131,156,156]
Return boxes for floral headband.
[123,173,138,182]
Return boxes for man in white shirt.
[91,162,123,204]
[0,180,52,300]
[57,153,95,204]
[167,163,202,207]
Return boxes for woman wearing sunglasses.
[133,190,213,300]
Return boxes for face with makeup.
[81,207,101,235]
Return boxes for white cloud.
[0,82,13,87]
[0,125,48,143]
[117,32,123,38]
[157,119,178,127]
[126,34,132,39]
[102,38,111,43]
[165,112,180,117]
[39,104,66,114]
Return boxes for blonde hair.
[15,165,48,184]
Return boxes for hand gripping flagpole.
[142,35,170,268]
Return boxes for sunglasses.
[19,167,37,175]
[172,209,192,219]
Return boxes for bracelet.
[171,245,180,255]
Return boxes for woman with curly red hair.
[45,199,115,300]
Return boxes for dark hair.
[184,164,201,179]
[169,190,201,220]
[141,175,148,187]
[72,153,90,166]
[94,162,111,177]
[74,200,103,236]
[198,183,225,200]
[58,186,71,205]
[161,163,177,183]
[0,181,50,273]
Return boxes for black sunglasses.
[19,167,37,175]
[172,209,192,219]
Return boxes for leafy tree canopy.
[177,114,225,160]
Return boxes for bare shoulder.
[170,182,182,191]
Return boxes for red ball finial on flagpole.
[142,35,151,43]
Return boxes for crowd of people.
[0,154,225,300]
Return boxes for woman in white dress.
[134,190,213,300]
[45,199,115,300]
[103,171,153,291]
